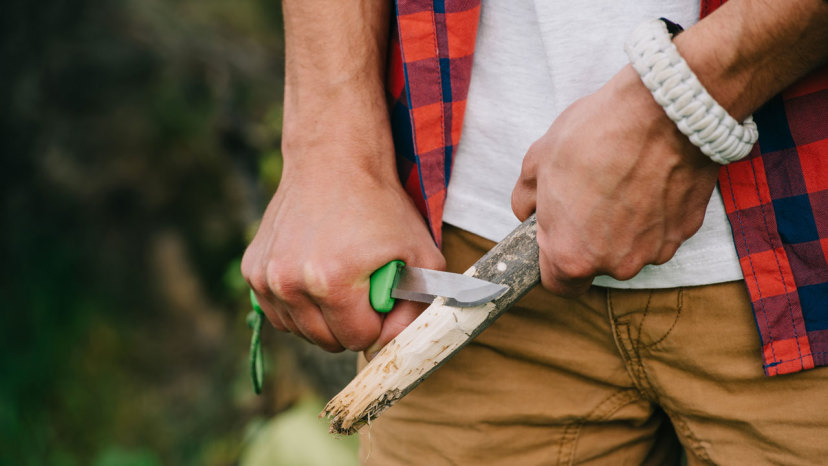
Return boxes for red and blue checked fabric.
[718,66,828,375]
[390,0,828,375]
[706,0,828,376]
[389,0,481,246]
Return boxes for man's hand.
[242,154,443,355]
[511,67,719,296]
[241,0,444,357]
[512,0,828,296]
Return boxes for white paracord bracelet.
[624,18,758,165]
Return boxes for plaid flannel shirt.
[389,0,828,376]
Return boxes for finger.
[358,249,445,359]
[244,259,289,332]
[286,297,346,352]
[538,246,593,298]
[255,292,315,345]
[409,249,447,273]
[653,240,680,266]
[258,261,339,348]
[511,148,541,221]
[317,289,383,352]
[251,289,289,333]
[364,300,427,361]
[511,178,537,222]
[276,315,313,344]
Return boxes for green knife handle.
[370,260,405,313]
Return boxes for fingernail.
[365,344,382,361]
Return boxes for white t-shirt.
[442,0,744,288]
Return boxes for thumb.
[511,176,537,222]
[363,300,427,361]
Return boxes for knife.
[246,260,509,393]
[369,260,509,312]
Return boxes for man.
[243,0,828,463]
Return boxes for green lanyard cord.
[247,290,265,395]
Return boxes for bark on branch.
[322,214,540,434]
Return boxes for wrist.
[607,66,719,170]
[625,18,759,164]
[281,139,399,185]
[281,84,397,179]
[672,0,828,120]
[672,21,752,120]
[282,76,389,139]
[280,128,398,188]
[608,66,686,143]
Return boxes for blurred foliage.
[240,397,359,466]
[0,0,356,464]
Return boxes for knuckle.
[525,141,542,162]
[555,254,596,281]
[539,235,597,283]
[654,242,680,265]
[307,258,354,288]
[240,249,262,286]
[683,216,705,238]
[610,266,638,281]
[247,274,268,295]
[519,163,537,186]
[608,258,644,281]
[245,268,269,295]
[266,261,299,301]
[240,249,254,279]
[518,153,539,183]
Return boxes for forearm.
[675,0,828,120]
[282,0,395,178]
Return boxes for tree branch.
[322,215,540,434]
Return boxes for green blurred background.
[1,0,358,464]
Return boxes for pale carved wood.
[323,214,540,434]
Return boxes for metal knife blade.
[390,265,509,307]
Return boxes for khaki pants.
[359,225,828,465]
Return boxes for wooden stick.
[322,214,540,434]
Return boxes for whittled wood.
[322,214,540,434]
